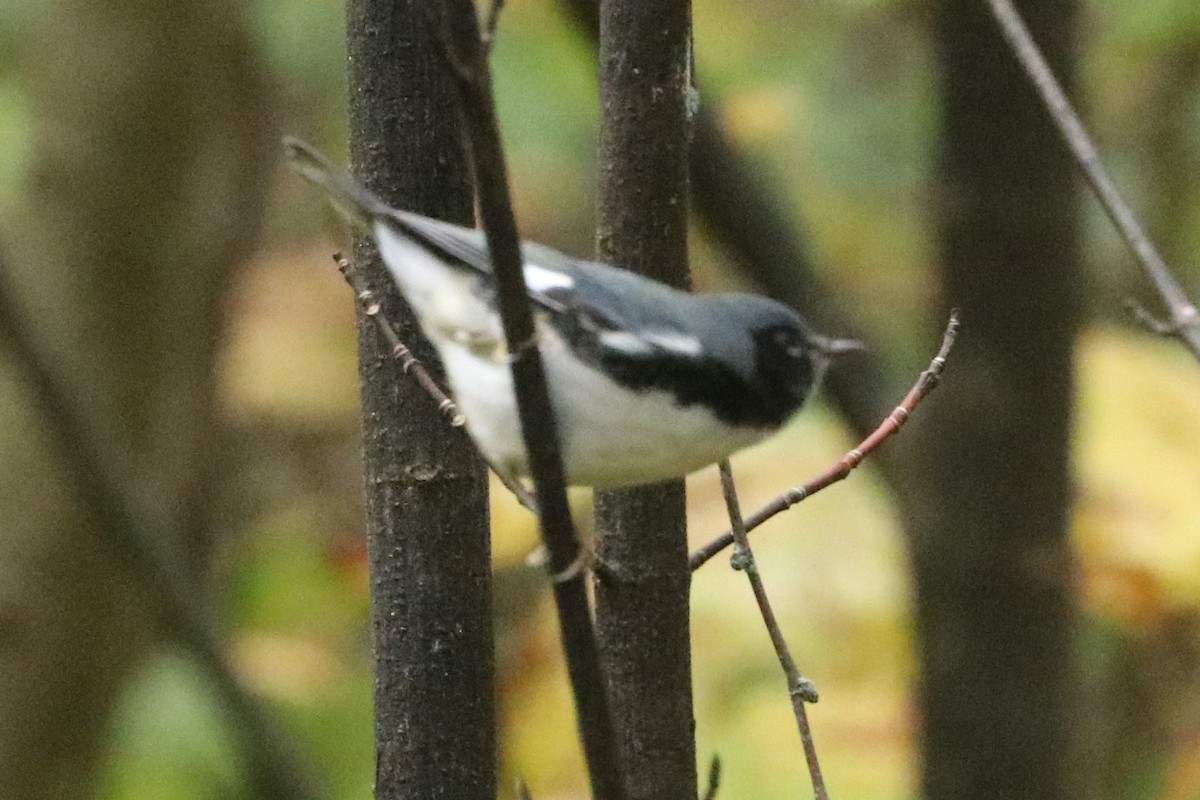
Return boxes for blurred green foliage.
[3,0,1200,798]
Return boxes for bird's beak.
[813,335,865,358]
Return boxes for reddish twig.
[334,251,539,513]
[983,0,1200,361]
[691,310,960,571]
[718,459,828,800]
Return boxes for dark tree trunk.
[898,1,1081,798]
[345,3,494,798]
[593,2,698,799]
[2,0,274,796]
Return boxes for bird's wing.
[284,137,574,314]
[386,211,575,315]
[530,264,708,364]
[386,223,700,363]
[284,137,700,350]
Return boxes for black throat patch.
[546,306,811,430]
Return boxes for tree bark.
[345,3,495,799]
[898,1,1081,798]
[593,2,698,799]
[1,0,274,796]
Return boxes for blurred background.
[1,0,1199,798]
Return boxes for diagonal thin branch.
[983,0,1200,361]
[333,252,538,513]
[335,252,465,427]
[718,460,828,800]
[691,311,960,571]
[0,248,317,800]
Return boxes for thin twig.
[421,3,478,84]
[335,252,464,426]
[691,311,960,571]
[428,3,629,799]
[701,755,722,800]
[0,250,316,800]
[1124,298,1186,338]
[983,0,1200,361]
[482,0,505,52]
[334,251,539,513]
[718,460,829,800]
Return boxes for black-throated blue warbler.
[285,138,857,488]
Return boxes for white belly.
[438,325,770,487]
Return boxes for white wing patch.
[598,330,654,355]
[642,330,704,357]
[598,329,704,358]
[524,263,574,293]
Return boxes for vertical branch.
[591,1,698,798]
[345,3,495,799]
[717,461,828,800]
[983,0,1200,360]
[433,3,629,798]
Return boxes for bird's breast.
[437,324,773,487]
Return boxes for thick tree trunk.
[0,0,273,796]
[593,2,698,799]
[344,3,495,798]
[898,1,1081,798]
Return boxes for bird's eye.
[771,327,805,359]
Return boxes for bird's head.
[726,297,861,421]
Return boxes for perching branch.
[691,311,960,571]
[333,252,538,512]
[591,2,698,798]
[428,3,629,799]
[335,252,464,426]
[718,460,828,800]
[983,0,1200,361]
[0,249,316,800]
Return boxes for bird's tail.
[282,137,389,229]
